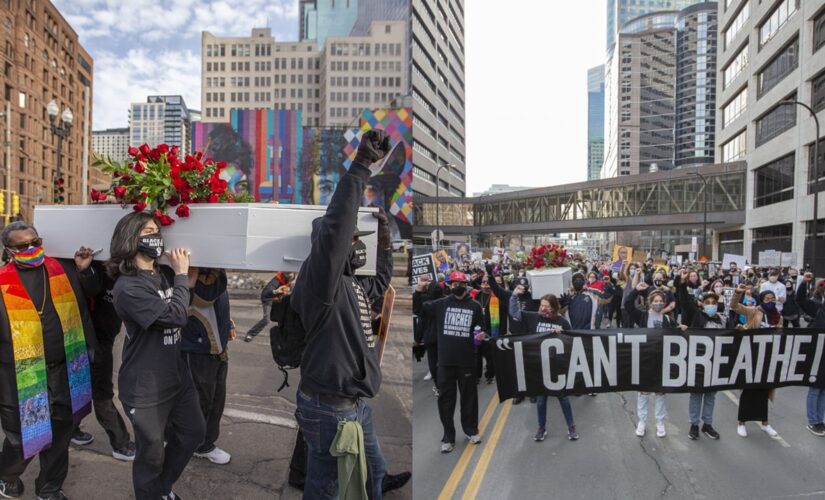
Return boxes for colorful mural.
[192,107,413,239]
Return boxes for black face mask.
[452,286,467,297]
[573,280,584,292]
[349,239,367,270]
[654,279,664,287]
[137,233,164,259]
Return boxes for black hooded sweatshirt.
[291,162,392,399]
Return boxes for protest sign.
[723,253,747,270]
[633,249,647,263]
[612,244,632,272]
[759,250,781,267]
[782,252,797,268]
[411,254,437,286]
[492,328,825,399]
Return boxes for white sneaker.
[467,434,482,445]
[737,424,747,437]
[424,371,433,381]
[440,442,454,453]
[760,424,779,438]
[194,446,231,464]
[635,421,646,437]
[656,421,666,438]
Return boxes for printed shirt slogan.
[443,307,473,337]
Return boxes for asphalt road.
[3,277,412,499]
[413,352,825,500]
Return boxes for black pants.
[784,317,801,328]
[426,343,438,383]
[475,343,494,380]
[288,428,307,487]
[124,381,205,500]
[246,302,272,338]
[89,334,131,450]
[186,352,228,453]
[0,361,73,497]
[437,366,479,443]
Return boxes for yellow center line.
[437,391,500,500]
[461,399,513,500]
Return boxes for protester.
[677,269,724,441]
[244,271,292,342]
[509,289,579,441]
[413,275,445,394]
[472,275,505,384]
[107,212,205,500]
[181,268,234,465]
[0,223,98,500]
[561,272,595,330]
[290,129,401,499]
[782,278,801,328]
[730,284,781,439]
[797,272,825,436]
[418,271,484,453]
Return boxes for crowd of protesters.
[413,248,825,454]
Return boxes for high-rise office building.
[588,65,605,180]
[715,0,823,267]
[92,128,129,164]
[128,95,191,153]
[299,0,360,48]
[606,0,705,55]
[0,0,94,218]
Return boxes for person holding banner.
[729,285,781,439]
[562,273,595,330]
[797,272,825,436]
[508,290,579,442]
[677,269,725,441]
[418,271,484,453]
[413,275,444,395]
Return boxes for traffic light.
[12,192,19,215]
[53,176,64,204]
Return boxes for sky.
[54,0,607,192]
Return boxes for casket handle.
[282,256,305,263]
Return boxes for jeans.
[688,392,716,426]
[637,392,666,423]
[536,396,574,430]
[594,305,606,329]
[807,387,825,425]
[246,302,272,338]
[296,390,386,500]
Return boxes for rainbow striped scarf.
[489,294,500,338]
[0,257,92,459]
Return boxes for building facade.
[300,0,360,48]
[588,65,605,180]
[606,0,705,55]
[92,127,129,163]
[128,95,191,153]
[715,0,825,267]
[0,0,93,219]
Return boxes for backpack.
[269,293,306,392]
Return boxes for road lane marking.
[722,390,791,448]
[438,391,500,500]
[223,408,297,429]
[462,399,513,500]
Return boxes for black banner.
[492,328,825,399]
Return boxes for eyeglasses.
[6,238,42,252]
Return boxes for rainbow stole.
[489,294,500,338]
[0,258,92,459]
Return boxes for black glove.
[371,204,391,251]
[485,262,494,276]
[354,129,391,167]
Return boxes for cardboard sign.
[375,285,396,366]
[411,254,437,286]
[722,253,747,270]
[759,250,782,267]
[781,252,797,268]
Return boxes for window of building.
[719,230,744,256]
[722,129,747,162]
[724,0,749,49]
[752,224,792,257]
[754,153,794,207]
[755,93,796,146]
[723,45,748,89]
[757,37,798,97]
[759,0,798,48]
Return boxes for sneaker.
[243,334,254,342]
[737,424,747,437]
[36,492,67,500]
[588,393,597,397]
[194,446,231,464]
[0,479,24,499]
[112,442,136,462]
[807,423,825,436]
[567,426,579,440]
[702,424,720,440]
[688,424,699,440]
[656,421,666,438]
[534,428,547,442]
[467,434,482,445]
[760,424,779,438]
[528,397,537,403]
[423,371,432,381]
[440,442,454,453]
[382,472,411,494]
[635,421,646,437]
[162,493,182,500]
[71,429,94,446]
[512,397,524,405]
[432,386,440,397]
[485,377,494,385]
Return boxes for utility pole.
[4,101,10,224]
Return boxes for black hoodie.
[291,162,392,399]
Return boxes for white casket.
[33,204,379,275]
[526,267,572,297]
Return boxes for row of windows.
[755,92,796,147]
[724,0,749,50]
[328,76,402,88]
[757,37,798,97]
[723,87,747,128]
[330,42,401,57]
[723,44,748,90]
[754,153,794,207]
[759,0,798,49]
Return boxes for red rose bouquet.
[92,144,251,225]
[524,243,573,270]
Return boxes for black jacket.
[413,282,444,345]
[291,162,392,399]
[678,282,730,328]
[560,292,593,330]
[797,282,825,328]
[418,294,484,368]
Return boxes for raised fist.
[354,129,391,167]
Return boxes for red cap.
[449,271,468,283]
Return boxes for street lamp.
[435,163,454,250]
[778,99,821,274]
[47,99,73,204]
[690,171,708,261]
